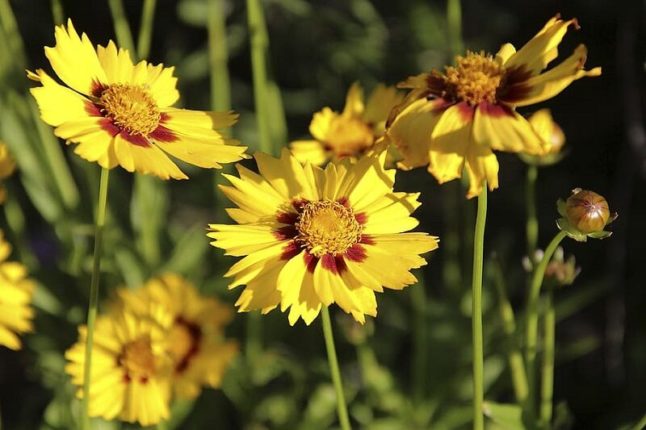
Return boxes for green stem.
[208,0,231,113]
[492,257,528,404]
[107,0,135,53]
[137,0,157,59]
[471,186,487,430]
[411,278,428,402]
[81,167,111,430]
[50,0,64,25]
[0,0,26,69]
[540,288,555,429]
[630,413,646,430]
[446,0,463,56]
[321,307,352,430]
[526,165,538,258]
[525,230,567,421]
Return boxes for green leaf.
[483,401,527,430]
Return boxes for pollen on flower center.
[325,117,374,156]
[119,336,156,379]
[99,84,161,136]
[295,200,362,257]
[443,51,504,106]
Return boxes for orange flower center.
[295,200,362,257]
[119,336,156,381]
[100,84,160,135]
[324,116,374,157]
[443,51,504,106]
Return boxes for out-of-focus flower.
[523,247,580,287]
[29,20,246,179]
[387,16,601,198]
[117,274,238,399]
[290,83,402,165]
[65,308,173,426]
[0,231,35,350]
[0,143,16,203]
[207,149,438,325]
[557,188,617,241]
[519,109,567,166]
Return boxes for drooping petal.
[473,103,545,155]
[464,144,500,198]
[427,103,473,185]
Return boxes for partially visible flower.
[29,20,246,180]
[65,308,173,426]
[557,188,617,241]
[0,231,35,350]
[523,247,580,287]
[117,274,238,399]
[0,143,16,203]
[207,149,439,325]
[519,109,567,166]
[387,16,601,198]
[291,83,402,165]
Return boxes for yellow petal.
[428,103,473,184]
[29,69,89,126]
[96,41,135,85]
[473,104,544,154]
[464,144,500,198]
[290,140,328,166]
[341,82,365,117]
[363,84,403,126]
[114,135,187,179]
[309,107,336,142]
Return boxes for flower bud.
[519,109,566,166]
[565,189,610,233]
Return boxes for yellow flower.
[207,149,439,325]
[388,16,601,198]
[519,109,566,166]
[0,231,35,350]
[117,274,238,400]
[28,20,246,180]
[65,307,173,426]
[291,83,402,165]
[0,142,16,203]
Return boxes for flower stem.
[630,413,646,430]
[471,186,487,430]
[540,288,555,429]
[526,165,539,258]
[107,0,135,53]
[137,0,157,60]
[50,0,64,25]
[446,0,464,55]
[525,230,566,420]
[208,0,231,113]
[81,167,111,430]
[411,277,428,402]
[321,306,352,430]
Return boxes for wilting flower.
[291,83,402,165]
[29,20,246,179]
[117,274,238,399]
[557,188,617,241]
[0,231,35,350]
[388,16,601,197]
[65,308,173,426]
[519,109,567,166]
[207,149,438,325]
[0,143,16,203]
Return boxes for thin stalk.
[411,279,428,402]
[540,288,555,429]
[208,0,232,113]
[137,0,157,60]
[50,0,64,25]
[0,0,26,68]
[630,413,646,430]
[492,257,528,404]
[107,0,135,53]
[321,306,352,430]
[81,167,111,430]
[525,230,567,420]
[446,0,464,56]
[526,165,538,258]
[471,186,487,430]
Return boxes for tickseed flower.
[0,142,16,203]
[388,16,601,198]
[117,274,238,399]
[28,20,246,179]
[207,149,439,325]
[519,109,567,166]
[65,308,173,426]
[0,231,35,350]
[290,83,402,165]
[557,188,617,241]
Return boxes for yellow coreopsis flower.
[207,149,439,325]
[388,16,601,197]
[0,143,16,203]
[519,109,566,166]
[117,274,238,399]
[0,231,35,350]
[290,83,402,165]
[28,20,246,180]
[65,308,173,426]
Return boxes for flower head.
[117,274,238,399]
[387,16,601,197]
[519,109,566,166]
[65,307,173,426]
[0,143,16,203]
[29,20,246,179]
[557,188,617,241]
[0,231,35,350]
[207,149,438,325]
[291,83,402,165]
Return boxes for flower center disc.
[119,336,156,379]
[325,117,374,157]
[443,51,504,106]
[295,200,362,257]
[100,84,160,135]
[167,318,201,372]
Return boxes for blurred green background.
[0,0,644,429]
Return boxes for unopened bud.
[565,189,610,234]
